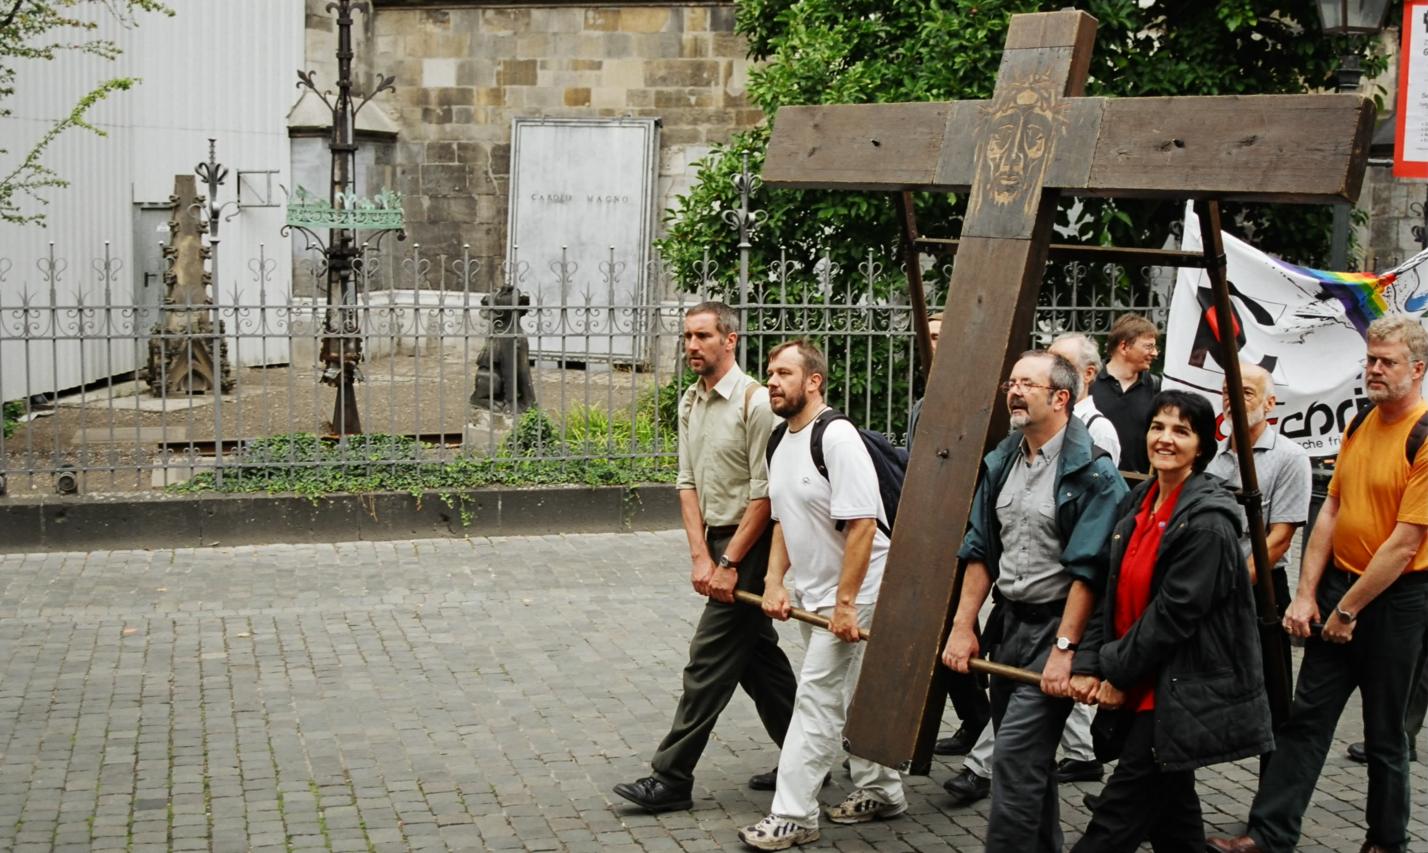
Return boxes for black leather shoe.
[1056,758,1104,783]
[934,723,982,756]
[612,776,692,812]
[942,767,991,806]
[748,769,830,791]
[748,769,777,791]
[1347,741,1417,763]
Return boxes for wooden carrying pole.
[1196,199,1293,727]
[733,591,1041,687]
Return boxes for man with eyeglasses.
[1205,362,1310,687]
[1211,315,1428,853]
[1091,313,1162,474]
[941,350,1126,852]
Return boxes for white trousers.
[964,688,1096,778]
[770,602,904,828]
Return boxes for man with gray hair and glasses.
[941,350,1126,852]
[1211,315,1428,853]
[943,334,1125,808]
[1050,332,1122,470]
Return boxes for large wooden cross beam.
[763,9,1374,773]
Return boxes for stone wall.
[1362,166,1428,270]
[350,4,758,289]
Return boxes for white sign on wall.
[506,117,659,364]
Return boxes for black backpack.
[765,409,908,537]
[1343,403,1428,464]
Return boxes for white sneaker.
[737,814,820,850]
[825,788,908,824]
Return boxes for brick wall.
[353,4,759,288]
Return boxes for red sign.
[1395,0,1428,178]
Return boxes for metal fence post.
[724,153,765,364]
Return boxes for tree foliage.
[658,0,1394,292]
[0,0,171,226]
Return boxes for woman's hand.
[1096,681,1127,709]
[1069,674,1101,704]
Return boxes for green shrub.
[172,403,679,501]
[2,400,21,439]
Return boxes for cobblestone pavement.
[0,531,1421,852]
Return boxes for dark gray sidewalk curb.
[0,485,681,553]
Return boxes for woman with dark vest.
[1071,390,1273,852]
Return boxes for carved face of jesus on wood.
[971,75,1065,218]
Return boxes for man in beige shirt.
[613,301,797,812]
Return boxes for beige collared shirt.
[676,365,777,527]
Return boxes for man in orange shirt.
[1211,315,1428,853]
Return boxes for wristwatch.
[1334,604,1358,623]
[718,554,739,570]
[1055,636,1079,652]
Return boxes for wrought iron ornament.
[286,0,404,435]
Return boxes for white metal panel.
[0,0,302,402]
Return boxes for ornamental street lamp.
[1316,0,1392,269]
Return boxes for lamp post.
[1316,0,1391,269]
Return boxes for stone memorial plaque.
[507,117,659,364]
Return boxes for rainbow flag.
[1273,261,1394,336]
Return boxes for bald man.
[1206,363,1311,675]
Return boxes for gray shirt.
[1205,425,1311,572]
[995,426,1070,604]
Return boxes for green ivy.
[2,400,20,439]
[171,404,679,502]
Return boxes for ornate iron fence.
[0,243,1170,495]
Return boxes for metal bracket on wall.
[237,171,281,209]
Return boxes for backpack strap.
[1407,411,1428,465]
[1344,402,1376,445]
[742,381,759,422]
[808,409,848,482]
[1084,412,1104,430]
[765,420,789,468]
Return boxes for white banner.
[1165,205,1428,458]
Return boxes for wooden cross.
[762,9,1374,772]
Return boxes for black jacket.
[1079,471,1274,772]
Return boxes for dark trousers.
[945,619,991,735]
[650,526,797,788]
[1071,712,1203,853]
[985,611,1073,853]
[1247,568,1428,853]
[1404,632,1428,742]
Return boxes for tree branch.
[0,0,30,32]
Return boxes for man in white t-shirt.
[737,340,906,851]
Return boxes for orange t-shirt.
[1328,399,1428,575]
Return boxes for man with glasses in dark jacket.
[941,350,1126,852]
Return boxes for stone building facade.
[301,1,759,290]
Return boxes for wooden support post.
[1195,199,1293,726]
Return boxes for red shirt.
[1114,480,1185,712]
